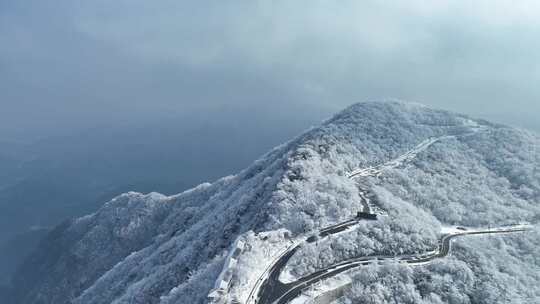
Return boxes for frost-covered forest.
[8,101,540,304]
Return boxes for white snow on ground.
[208,238,246,303]
[290,225,530,304]
[301,276,352,304]
[279,267,298,284]
[16,102,540,304]
[441,224,532,235]
[349,120,488,180]
[461,118,488,134]
[310,276,352,296]
[440,226,467,235]
[290,295,311,304]
[279,135,454,285]
[348,137,447,178]
[462,118,480,128]
[228,229,299,302]
[279,224,362,284]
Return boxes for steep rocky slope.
[11,101,540,304]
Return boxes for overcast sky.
[1,0,539,141]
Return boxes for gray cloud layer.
[1,0,539,140]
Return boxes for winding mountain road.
[258,225,529,304]
[246,135,452,304]
[242,130,531,304]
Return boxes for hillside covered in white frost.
[9,101,540,304]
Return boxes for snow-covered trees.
[10,101,540,304]
[338,228,540,304]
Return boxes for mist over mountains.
[0,110,321,287]
[5,102,539,303]
[3,1,540,303]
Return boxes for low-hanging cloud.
[1,0,540,140]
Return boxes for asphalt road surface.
[244,131,525,304]
[252,225,529,304]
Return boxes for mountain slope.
[11,101,540,304]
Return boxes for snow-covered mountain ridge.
[10,101,540,303]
